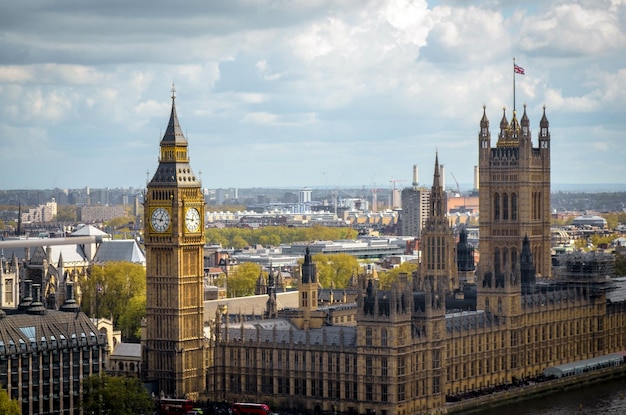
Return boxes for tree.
[378,261,418,289]
[204,226,358,248]
[228,262,262,297]
[311,253,360,289]
[590,233,618,248]
[117,295,147,341]
[78,262,146,341]
[0,386,19,415]
[82,374,154,415]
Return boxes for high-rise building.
[400,187,430,238]
[143,89,207,399]
[400,165,430,238]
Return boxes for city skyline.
[1,0,625,190]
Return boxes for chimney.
[474,165,480,190]
[440,164,446,191]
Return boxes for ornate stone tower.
[299,247,318,329]
[476,104,550,317]
[477,105,551,280]
[419,153,459,292]
[143,88,206,398]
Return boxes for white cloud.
[520,3,626,55]
[0,0,624,188]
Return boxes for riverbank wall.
[446,364,626,414]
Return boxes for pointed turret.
[255,269,267,295]
[150,85,200,186]
[499,107,508,132]
[540,105,549,130]
[520,104,530,130]
[301,247,317,284]
[456,226,475,273]
[161,86,188,145]
[428,152,446,220]
[480,105,489,132]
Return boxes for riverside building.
[205,106,626,415]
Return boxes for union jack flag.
[514,64,525,75]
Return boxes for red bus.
[231,402,272,415]
[158,398,194,415]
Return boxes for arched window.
[511,193,518,220]
[494,248,501,275]
[503,193,509,220]
[494,193,500,221]
[511,247,518,272]
[537,192,541,219]
[502,247,509,273]
[498,298,503,314]
[381,328,388,347]
[118,361,124,371]
[129,362,136,372]
[366,327,372,346]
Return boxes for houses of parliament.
[143,93,626,414]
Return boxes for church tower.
[143,88,206,399]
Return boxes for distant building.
[80,204,127,223]
[400,187,430,238]
[572,214,607,229]
[21,199,57,223]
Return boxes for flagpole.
[513,57,516,114]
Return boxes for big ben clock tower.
[143,87,206,399]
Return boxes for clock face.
[150,207,171,232]
[185,207,201,232]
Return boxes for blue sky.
[0,0,625,190]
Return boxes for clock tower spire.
[143,87,207,399]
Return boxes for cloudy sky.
[1,0,625,191]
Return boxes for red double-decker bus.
[158,398,194,415]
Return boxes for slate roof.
[110,342,141,358]
[93,240,146,265]
[0,309,105,355]
[221,319,356,347]
[204,291,299,322]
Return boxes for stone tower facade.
[143,89,207,399]
[299,247,318,329]
[477,104,551,282]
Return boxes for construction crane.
[450,172,460,195]
[389,178,405,191]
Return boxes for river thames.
[472,377,626,415]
